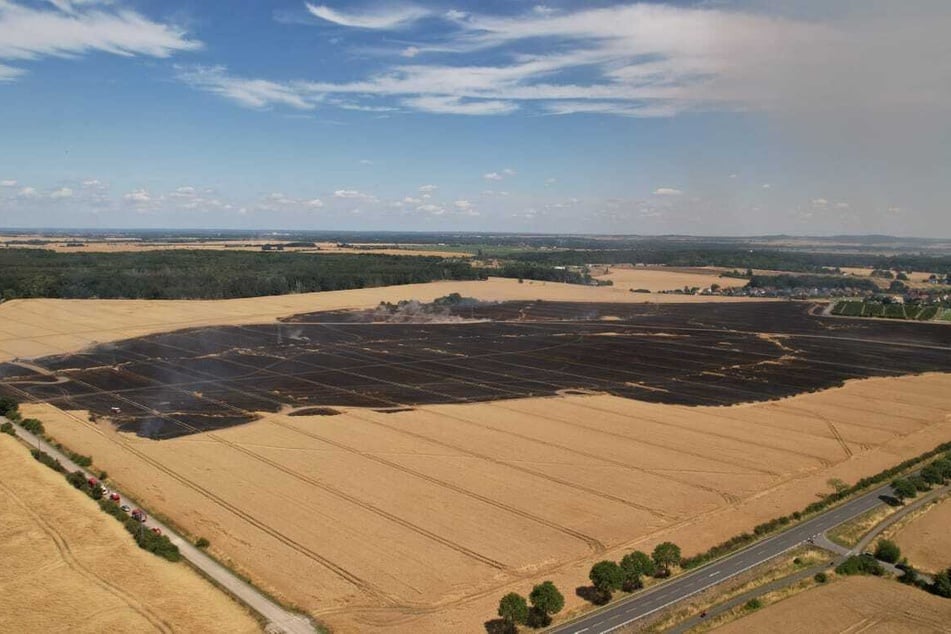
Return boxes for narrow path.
[3,416,318,634]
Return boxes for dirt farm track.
[4,300,951,632]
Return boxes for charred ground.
[1,301,949,439]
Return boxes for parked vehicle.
[120,504,131,513]
[109,492,121,502]
[131,508,148,522]
[151,527,162,536]
[87,477,99,488]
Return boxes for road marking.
[573,629,589,633]
[708,571,721,577]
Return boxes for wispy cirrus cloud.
[178,2,951,126]
[0,0,200,80]
[305,3,429,30]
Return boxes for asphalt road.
[3,417,317,634]
[550,481,897,634]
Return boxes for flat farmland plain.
[6,301,951,633]
[712,576,951,633]
[0,435,260,634]
[891,495,951,574]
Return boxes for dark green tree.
[527,581,564,627]
[931,569,951,598]
[874,539,901,564]
[891,478,917,502]
[652,542,682,577]
[589,560,624,600]
[498,592,529,627]
[921,463,946,485]
[0,396,18,417]
[620,550,655,578]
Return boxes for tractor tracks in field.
[0,480,175,634]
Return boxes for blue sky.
[1,0,949,235]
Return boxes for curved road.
[4,417,317,634]
[550,480,901,634]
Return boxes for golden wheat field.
[713,576,951,633]
[891,495,951,575]
[0,435,260,634]
[22,371,951,633]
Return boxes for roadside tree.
[652,542,682,577]
[498,592,529,628]
[527,581,564,627]
[620,550,656,578]
[891,478,917,503]
[589,561,623,603]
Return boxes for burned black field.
[2,301,950,439]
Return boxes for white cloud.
[18,186,37,197]
[80,178,101,187]
[445,10,467,21]
[333,189,376,201]
[401,46,420,58]
[122,188,151,203]
[502,168,516,176]
[305,3,430,30]
[454,199,472,210]
[0,179,16,187]
[402,196,421,204]
[811,198,829,206]
[835,202,850,209]
[49,186,73,199]
[483,172,503,181]
[418,184,437,192]
[175,65,314,110]
[654,187,683,196]
[729,174,738,179]
[303,198,324,208]
[0,0,200,80]
[358,158,374,165]
[762,184,772,189]
[545,177,557,185]
[533,5,557,17]
[416,203,445,215]
[402,95,517,115]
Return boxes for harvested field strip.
[0,480,175,634]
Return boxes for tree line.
[0,250,486,300]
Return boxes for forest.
[0,250,485,300]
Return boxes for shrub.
[0,421,14,435]
[814,572,828,583]
[31,448,65,473]
[589,561,624,594]
[20,418,45,435]
[836,555,884,576]
[909,475,931,492]
[874,540,901,564]
[931,569,951,598]
[195,537,210,549]
[744,598,763,611]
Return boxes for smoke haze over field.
[0,1,949,236]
